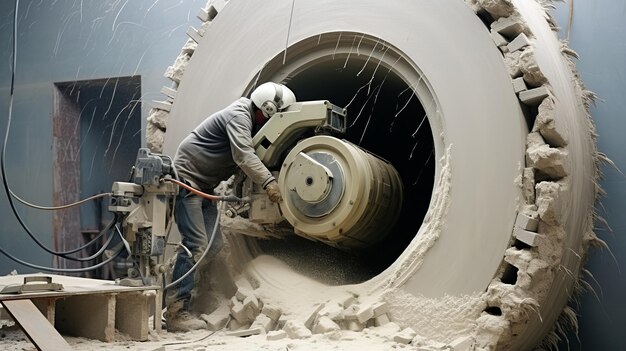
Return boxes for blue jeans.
[168,187,223,311]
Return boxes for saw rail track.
[148,0,601,349]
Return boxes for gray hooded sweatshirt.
[174,97,274,192]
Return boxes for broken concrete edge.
[467,0,601,350]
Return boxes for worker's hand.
[265,180,282,203]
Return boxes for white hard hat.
[250,82,296,118]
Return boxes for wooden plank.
[56,294,115,342]
[1,299,72,351]
[0,274,159,301]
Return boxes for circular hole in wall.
[249,33,437,285]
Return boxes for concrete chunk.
[533,97,568,147]
[160,86,177,100]
[536,181,563,226]
[522,167,536,204]
[304,304,325,329]
[320,304,344,321]
[225,327,263,337]
[186,26,202,44]
[450,336,474,350]
[491,17,526,37]
[236,288,253,302]
[230,301,249,325]
[515,212,539,232]
[393,327,417,344]
[243,295,260,314]
[251,313,275,332]
[356,305,374,324]
[200,305,230,331]
[371,302,389,317]
[151,100,172,112]
[512,77,528,93]
[507,33,531,52]
[261,304,282,322]
[312,316,340,334]
[490,30,508,47]
[374,313,391,326]
[283,320,312,339]
[519,86,550,105]
[346,320,364,332]
[514,227,544,247]
[266,330,288,341]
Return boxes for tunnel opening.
[250,33,436,285]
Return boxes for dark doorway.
[52,76,141,278]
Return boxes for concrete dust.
[0,327,434,351]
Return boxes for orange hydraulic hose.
[165,178,244,202]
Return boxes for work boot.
[166,310,207,332]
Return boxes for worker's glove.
[265,180,282,203]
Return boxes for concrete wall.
[552,2,626,350]
[0,0,204,272]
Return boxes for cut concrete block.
[519,86,550,105]
[261,304,282,322]
[201,305,230,331]
[319,303,343,321]
[343,304,359,320]
[243,295,260,315]
[225,327,263,337]
[491,17,526,37]
[371,302,389,317]
[490,30,508,47]
[266,330,288,341]
[512,77,528,93]
[236,288,255,302]
[515,212,539,232]
[151,100,172,112]
[230,301,250,325]
[346,320,364,332]
[186,26,202,44]
[312,316,340,334]
[207,0,228,21]
[283,320,312,339]
[251,313,275,332]
[277,314,288,329]
[374,313,391,326]
[513,227,544,247]
[332,292,357,308]
[450,336,474,350]
[160,86,177,100]
[533,97,568,147]
[393,327,417,345]
[304,303,325,329]
[507,33,531,52]
[229,296,239,307]
[356,305,374,324]
[196,8,210,22]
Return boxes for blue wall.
[0,0,204,272]
[553,2,626,350]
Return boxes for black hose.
[0,0,113,262]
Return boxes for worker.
[165,82,297,332]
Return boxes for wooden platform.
[0,274,161,347]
